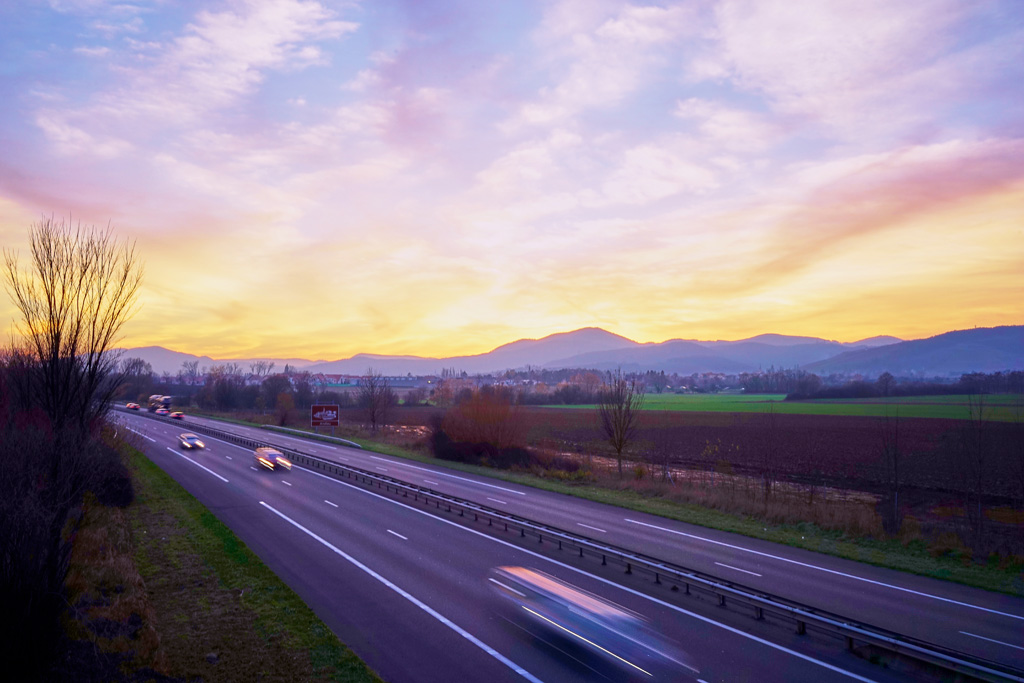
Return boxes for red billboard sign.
[311,404,340,427]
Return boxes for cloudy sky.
[1,0,1022,360]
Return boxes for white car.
[254,447,291,471]
[178,433,205,450]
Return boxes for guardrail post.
[796,621,806,635]
[579,548,583,558]
[718,594,726,607]
[602,555,607,566]
[655,573,660,584]
[846,636,853,650]
[625,563,631,575]
[755,606,763,620]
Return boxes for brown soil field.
[336,406,1023,499]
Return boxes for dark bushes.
[429,415,531,468]
[0,422,134,679]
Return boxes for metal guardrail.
[119,407,1024,683]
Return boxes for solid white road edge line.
[368,456,526,495]
[715,562,762,577]
[165,447,228,483]
[122,426,157,442]
[958,631,1024,651]
[577,523,607,533]
[387,530,408,540]
[625,519,1024,621]
[293,463,879,683]
[259,501,544,683]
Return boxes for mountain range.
[116,324,1023,378]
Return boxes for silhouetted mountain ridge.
[119,325,1021,376]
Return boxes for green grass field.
[541,393,1024,421]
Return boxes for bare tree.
[879,407,902,533]
[1,217,140,676]
[359,368,395,434]
[179,359,200,383]
[250,360,275,377]
[3,216,143,430]
[759,401,780,500]
[118,356,153,401]
[960,394,989,544]
[876,371,895,397]
[598,369,645,477]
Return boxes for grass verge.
[128,446,381,682]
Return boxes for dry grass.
[59,494,169,680]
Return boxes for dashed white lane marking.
[325,500,339,508]
[625,519,1024,621]
[165,447,228,483]
[577,523,607,533]
[225,456,232,460]
[375,467,389,472]
[282,480,292,486]
[387,530,408,540]
[715,562,762,577]
[259,502,544,683]
[296,464,881,682]
[959,631,1024,651]
[250,467,259,471]
[368,456,525,495]
[488,497,508,505]
[424,479,440,486]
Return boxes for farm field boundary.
[541,393,1024,421]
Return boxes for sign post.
[311,404,340,436]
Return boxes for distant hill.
[544,336,881,373]
[848,335,903,348]
[305,327,638,375]
[119,325,1019,378]
[802,326,1024,376]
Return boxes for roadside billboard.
[311,404,340,427]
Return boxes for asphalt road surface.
[114,410,1024,682]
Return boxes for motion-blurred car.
[254,447,291,471]
[170,411,185,419]
[126,402,140,410]
[489,566,697,679]
[155,407,170,416]
[178,433,205,450]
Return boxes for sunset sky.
[1,0,1022,360]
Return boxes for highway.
[115,409,1023,681]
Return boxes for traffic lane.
[262,461,896,683]
[131,433,542,683]
[120,412,1024,665]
